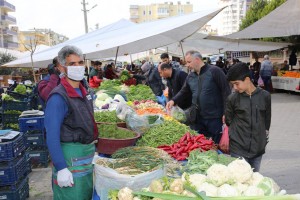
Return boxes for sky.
[9,0,219,39]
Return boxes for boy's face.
[230,79,249,93]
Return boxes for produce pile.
[132,100,164,110]
[120,70,136,86]
[98,124,136,139]
[94,110,123,123]
[136,120,197,148]
[182,150,236,174]
[158,133,216,161]
[1,94,15,101]
[111,159,298,200]
[127,85,156,102]
[96,146,176,175]
[3,110,22,115]
[277,71,300,78]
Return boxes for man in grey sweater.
[259,55,273,92]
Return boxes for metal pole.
[82,0,88,33]
[179,41,185,62]
[115,46,119,66]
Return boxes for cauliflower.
[247,172,264,186]
[206,164,230,186]
[257,177,280,196]
[233,182,249,195]
[96,92,110,101]
[133,197,141,200]
[197,182,218,197]
[118,187,133,200]
[217,184,239,197]
[169,179,184,194]
[149,180,164,193]
[189,174,207,190]
[228,159,253,183]
[243,186,265,196]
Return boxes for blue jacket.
[173,64,231,119]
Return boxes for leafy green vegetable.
[120,70,131,82]
[2,94,15,101]
[127,85,156,101]
[99,79,121,91]
[4,110,22,114]
[136,120,197,147]
[94,111,122,123]
[14,84,27,95]
[5,123,19,130]
[98,124,135,139]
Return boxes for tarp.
[2,8,223,68]
[226,0,300,39]
[157,33,291,56]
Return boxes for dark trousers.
[193,116,223,144]
[261,76,271,92]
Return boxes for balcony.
[130,5,139,9]
[2,28,17,36]
[0,0,15,12]
[1,14,16,24]
[3,41,18,49]
[130,15,139,19]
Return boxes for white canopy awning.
[2,8,223,68]
[226,0,300,39]
[158,33,291,56]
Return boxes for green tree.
[0,52,17,75]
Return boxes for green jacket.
[225,87,271,158]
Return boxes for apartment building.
[18,29,68,52]
[0,0,18,49]
[218,0,252,36]
[129,1,193,23]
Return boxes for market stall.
[272,71,300,92]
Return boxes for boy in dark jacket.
[225,62,271,172]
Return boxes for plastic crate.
[2,100,30,112]
[19,116,44,132]
[24,131,46,148]
[2,113,20,124]
[0,133,25,161]
[6,91,29,102]
[25,148,49,168]
[0,154,28,186]
[0,177,29,200]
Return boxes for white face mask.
[66,66,85,81]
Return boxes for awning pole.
[179,41,185,62]
[115,46,119,66]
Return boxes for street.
[27,92,300,199]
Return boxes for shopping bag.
[258,76,264,87]
[219,125,229,154]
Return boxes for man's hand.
[57,168,74,188]
[222,115,225,124]
[166,100,174,111]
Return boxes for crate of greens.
[97,124,140,155]
[94,110,126,128]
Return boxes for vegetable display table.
[271,76,300,92]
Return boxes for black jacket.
[167,69,191,109]
[173,64,230,119]
[146,67,165,96]
[225,87,271,159]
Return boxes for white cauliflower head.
[247,172,264,186]
[197,182,218,197]
[257,177,280,196]
[233,182,249,195]
[206,164,230,186]
[217,184,239,197]
[118,187,133,200]
[149,180,163,193]
[228,159,253,183]
[243,186,265,196]
[189,174,207,190]
[182,190,197,197]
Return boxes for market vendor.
[45,45,98,200]
[89,61,103,88]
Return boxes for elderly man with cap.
[44,45,98,200]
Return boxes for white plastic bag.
[125,112,150,134]
[94,157,165,200]
[116,103,134,121]
[170,106,187,123]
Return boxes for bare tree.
[22,28,39,83]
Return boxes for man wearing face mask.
[38,57,90,110]
[44,45,98,200]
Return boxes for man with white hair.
[260,55,273,92]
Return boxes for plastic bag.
[258,76,264,87]
[116,103,134,121]
[94,157,165,200]
[143,114,164,127]
[156,94,166,106]
[125,112,150,134]
[170,106,187,123]
[219,125,229,154]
